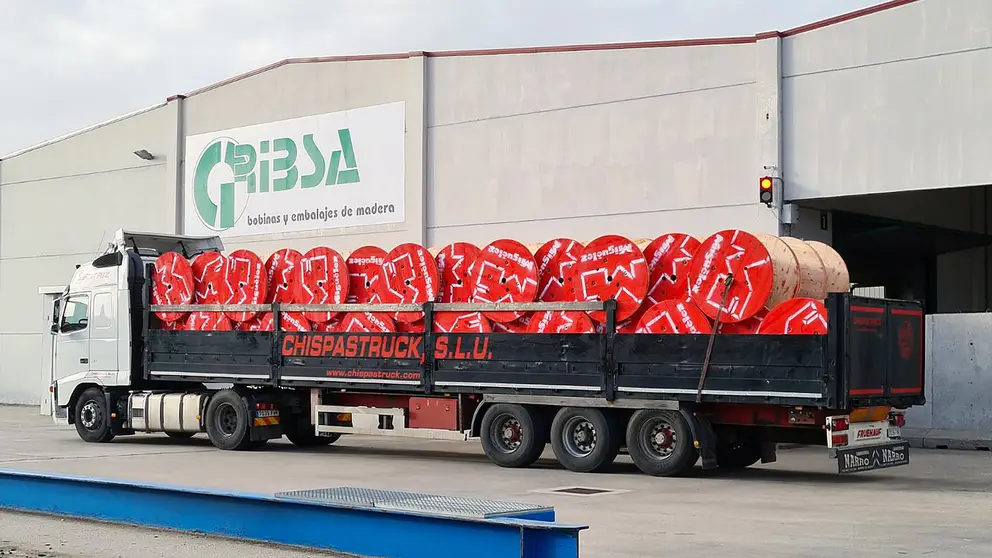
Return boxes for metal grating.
[274,486,552,519]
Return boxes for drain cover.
[531,486,628,497]
[552,487,612,495]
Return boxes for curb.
[902,428,992,451]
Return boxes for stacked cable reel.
[150,230,850,336]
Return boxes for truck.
[48,229,924,477]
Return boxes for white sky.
[0,0,883,156]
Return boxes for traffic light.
[759,176,774,206]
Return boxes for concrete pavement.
[2,405,992,557]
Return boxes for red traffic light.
[759,176,774,205]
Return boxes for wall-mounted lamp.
[133,149,155,161]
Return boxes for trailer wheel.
[204,390,252,451]
[550,407,622,473]
[716,440,762,470]
[74,388,115,443]
[625,409,698,477]
[480,404,549,468]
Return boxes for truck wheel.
[204,390,252,451]
[165,431,196,439]
[74,388,115,443]
[716,440,762,470]
[480,404,549,468]
[550,407,621,473]
[625,409,698,477]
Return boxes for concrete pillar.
[754,32,786,236]
[406,52,428,246]
[164,95,186,234]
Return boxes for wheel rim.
[214,402,239,437]
[640,418,677,461]
[80,400,103,431]
[490,413,523,453]
[561,416,597,458]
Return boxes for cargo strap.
[696,273,734,403]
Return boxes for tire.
[716,440,762,470]
[480,404,549,468]
[550,407,622,473]
[625,409,698,477]
[204,390,253,451]
[165,431,196,439]
[74,388,115,443]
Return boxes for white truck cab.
[50,229,223,427]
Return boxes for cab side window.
[60,295,90,334]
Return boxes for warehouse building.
[0,0,988,436]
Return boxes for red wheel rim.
[300,247,349,323]
[686,230,774,323]
[571,235,649,323]
[151,252,194,323]
[384,243,439,323]
[191,252,232,304]
[471,239,539,323]
[336,312,396,332]
[346,246,396,304]
[186,311,233,331]
[534,238,583,302]
[434,312,492,333]
[635,300,712,334]
[436,242,481,303]
[265,249,304,304]
[756,298,828,335]
[225,249,267,322]
[526,311,595,334]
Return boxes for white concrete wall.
[182,56,428,257]
[0,103,179,404]
[782,0,992,200]
[425,42,782,247]
[906,312,992,433]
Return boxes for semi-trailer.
[49,230,924,477]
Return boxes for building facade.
[1,0,989,435]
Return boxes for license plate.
[837,441,910,474]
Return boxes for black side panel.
[614,333,831,406]
[432,333,603,396]
[279,332,424,392]
[841,295,926,407]
[147,331,275,385]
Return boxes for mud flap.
[680,408,718,470]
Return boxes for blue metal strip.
[0,469,586,558]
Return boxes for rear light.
[256,402,275,410]
[889,412,906,427]
[826,415,851,448]
[827,417,849,432]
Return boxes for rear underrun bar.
[0,469,586,558]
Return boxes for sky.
[0,0,884,157]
